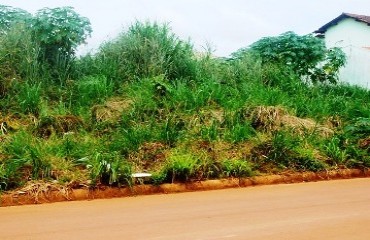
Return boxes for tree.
[0,5,92,88]
[233,32,346,84]
[32,7,92,83]
[308,47,346,84]
[0,5,31,34]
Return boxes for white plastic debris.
[131,173,152,178]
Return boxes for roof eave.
[314,13,348,34]
[314,12,370,34]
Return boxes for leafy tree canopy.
[0,5,92,84]
[233,31,346,84]
[250,31,325,76]
[33,7,92,55]
[0,5,31,34]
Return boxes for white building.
[315,13,370,88]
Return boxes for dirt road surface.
[1,178,370,240]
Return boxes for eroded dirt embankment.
[1,169,370,207]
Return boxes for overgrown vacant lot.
[0,5,369,193]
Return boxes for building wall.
[324,18,370,88]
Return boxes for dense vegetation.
[0,5,369,191]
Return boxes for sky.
[1,0,370,57]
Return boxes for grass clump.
[0,131,51,189]
[164,150,199,183]
[73,75,114,107]
[251,131,327,172]
[79,151,132,187]
[221,159,253,178]
[90,21,197,83]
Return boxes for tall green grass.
[73,75,114,107]
[86,21,198,84]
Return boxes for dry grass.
[196,108,225,126]
[0,113,36,133]
[37,115,84,137]
[91,97,133,123]
[250,106,334,137]
[129,142,167,172]
[14,181,72,203]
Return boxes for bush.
[252,131,326,172]
[164,151,199,182]
[222,111,255,143]
[33,7,92,84]
[0,24,40,97]
[2,131,51,181]
[158,116,185,146]
[73,75,114,107]
[17,82,42,115]
[0,163,7,190]
[83,152,132,186]
[96,21,197,82]
[0,5,92,86]
[233,32,346,84]
[221,159,253,178]
[0,159,28,190]
[107,124,155,156]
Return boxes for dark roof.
[314,13,370,34]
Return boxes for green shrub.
[221,159,253,178]
[167,78,225,111]
[107,124,155,156]
[0,5,92,86]
[226,51,263,84]
[0,5,32,33]
[222,111,255,143]
[322,136,348,165]
[327,118,370,167]
[150,170,168,186]
[235,31,346,84]
[0,163,7,190]
[27,143,51,179]
[96,21,197,82]
[293,148,327,171]
[0,159,28,190]
[223,123,255,143]
[126,78,161,119]
[2,131,51,181]
[164,151,199,182]
[200,120,220,142]
[17,82,42,115]
[83,152,132,186]
[344,118,370,140]
[166,80,194,109]
[0,24,40,96]
[150,154,219,184]
[3,131,32,159]
[252,131,326,172]
[48,133,95,161]
[73,75,114,107]
[33,7,92,85]
[158,116,185,146]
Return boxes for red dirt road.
[1,178,370,240]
